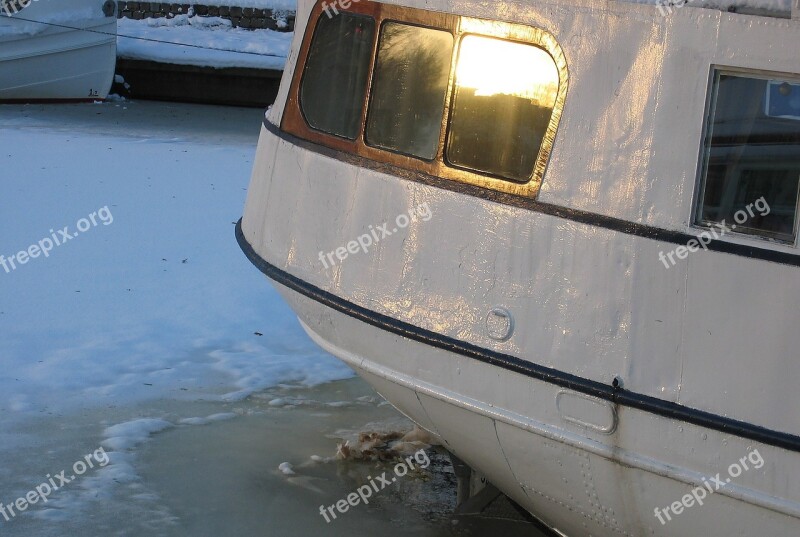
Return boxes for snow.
[277,462,296,475]
[205,0,296,8]
[102,419,174,451]
[623,0,792,11]
[30,450,143,523]
[117,15,292,70]
[178,412,237,425]
[0,6,97,37]
[0,101,356,531]
[0,101,354,426]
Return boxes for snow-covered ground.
[0,101,353,530]
[195,0,296,8]
[0,101,353,423]
[117,15,293,70]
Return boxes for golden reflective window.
[447,36,560,182]
[283,0,569,198]
[366,23,454,160]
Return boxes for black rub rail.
[237,219,800,453]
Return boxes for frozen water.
[0,101,547,536]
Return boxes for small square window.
[300,13,376,140]
[697,72,800,243]
[365,23,454,160]
[446,36,560,183]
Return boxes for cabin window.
[283,0,569,198]
[300,13,376,140]
[365,23,453,160]
[446,36,560,183]
[697,72,800,243]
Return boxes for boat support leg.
[450,453,503,514]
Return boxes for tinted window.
[446,36,560,183]
[300,13,375,139]
[365,23,453,160]
[698,73,800,242]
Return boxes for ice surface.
[0,102,354,428]
[0,100,356,534]
[0,102,550,537]
[102,418,174,451]
[278,461,296,475]
[178,412,237,425]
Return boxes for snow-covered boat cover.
[623,0,793,14]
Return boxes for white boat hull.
[280,282,800,536]
[0,0,116,101]
[238,0,800,534]
[238,111,800,534]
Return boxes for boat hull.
[241,226,800,536]
[0,1,116,101]
[238,0,800,533]
[237,117,800,535]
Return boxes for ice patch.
[0,123,355,426]
[102,418,174,451]
[210,342,354,402]
[178,412,237,425]
[32,450,176,525]
[178,417,209,425]
[278,462,295,475]
[0,104,360,532]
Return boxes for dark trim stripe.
[262,118,800,267]
[237,219,800,452]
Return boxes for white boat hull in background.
[0,0,116,102]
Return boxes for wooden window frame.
[281,0,569,198]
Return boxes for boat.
[0,0,117,102]
[237,0,800,534]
